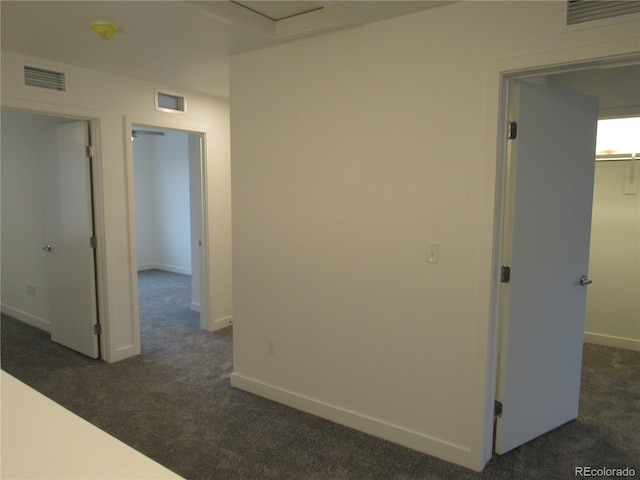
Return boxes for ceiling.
[0,1,454,98]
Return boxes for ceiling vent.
[23,66,66,92]
[566,0,640,25]
[155,91,186,113]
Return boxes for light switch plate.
[426,242,439,264]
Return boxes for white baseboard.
[202,315,232,332]
[230,373,476,471]
[137,264,191,276]
[1,304,50,332]
[584,332,640,351]
[108,344,141,363]
[137,264,156,271]
[155,264,191,275]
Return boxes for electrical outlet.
[27,284,36,296]
[267,337,276,356]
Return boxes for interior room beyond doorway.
[131,126,204,335]
[542,65,640,352]
[587,116,640,351]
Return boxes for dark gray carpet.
[2,269,638,479]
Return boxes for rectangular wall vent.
[567,0,640,25]
[156,91,186,113]
[24,66,66,91]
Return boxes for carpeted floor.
[1,269,639,479]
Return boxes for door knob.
[579,275,592,286]
[42,244,52,252]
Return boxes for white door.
[43,121,99,358]
[495,82,599,454]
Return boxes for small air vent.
[567,0,640,25]
[24,66,66,91]
[156,91,186,113]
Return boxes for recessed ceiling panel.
[233,1,323,21]
[1,1,457,97]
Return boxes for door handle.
[579,275,592,286]
[42,244,52,252]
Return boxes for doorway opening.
[491,58,640,455]
[1,109,103,359]
[129,124,208,351]
[587,116,640,350]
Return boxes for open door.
[43,121,100,359]
[495,82,599,454]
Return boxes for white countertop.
[1,371,184,479]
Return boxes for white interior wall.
[153,131,191,274]
[1,110,70,330]
[586,160,640,350]
[230,1,640,471]
[134,130,192,275]
[133,136,156,269]
[548,66,640,118]
[1,51,232,361]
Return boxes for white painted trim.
[123,117,142,361]
[230,373,476,470]
[124,114,212,339]
[1,304,50,332]
[192,131,213,333]
[111,344,139,363]
[136,264,191,276]
[136,264,156,271]
[88,119,112,363]
[584,332,640,352]
[210,315,232,331]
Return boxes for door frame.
[123,116,212,349]
[0,106,109,358]
[488,52,640,454]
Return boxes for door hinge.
[495,400,503,417]
[501,266,511,283]
[89,236,97,249]
[94,324,101,335]
[86,145,94,157]
[507,121,518,140]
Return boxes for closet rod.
[595,154,637,162]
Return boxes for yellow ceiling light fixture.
[90,21,118,40]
